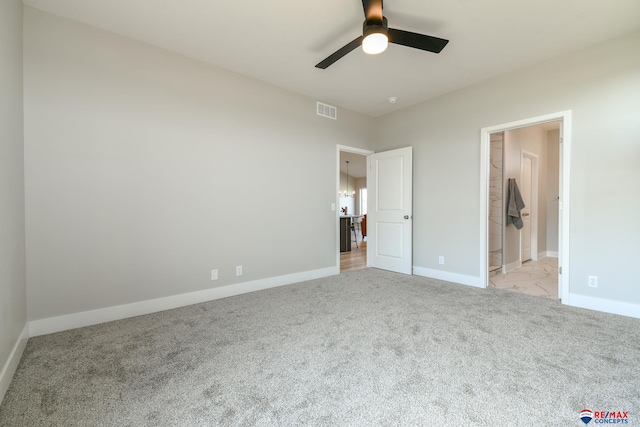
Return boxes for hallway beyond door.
[340,240,366,272]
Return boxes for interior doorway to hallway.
[480,111,572,301]
[337,146,371,272]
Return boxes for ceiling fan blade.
[315,36,363,69]
[388,28,449,53]
[362,0,383,22]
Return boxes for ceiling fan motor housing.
[363,16,388,38]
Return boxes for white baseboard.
[413,266,483,288]
[538,251,558,258]
[0,324,29,404]
[29,266,338,337]
[503,260,522,273]
[566,294,640,320]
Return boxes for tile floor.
[489,257,558,299]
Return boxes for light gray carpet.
[1,269,639,426]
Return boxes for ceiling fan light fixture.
[315,2,449,69]
[362,32,388,54]
[362,18,389,55]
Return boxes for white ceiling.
[23,0,640,117]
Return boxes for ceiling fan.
[316,0,449,69]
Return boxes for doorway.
[480,111,571,301]
[337,146,371,272]
[489,125,557,297]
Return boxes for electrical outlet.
[588,275,598,288]
[211,269,218,280]
[439,256,445,265]
[236,265,243,276]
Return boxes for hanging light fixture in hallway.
[340,161,355,198]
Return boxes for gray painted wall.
[19,7,640,324]
[0,0,27,390]
[24,8,375,320]
[375,30,640,305]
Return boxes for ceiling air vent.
[317,102,337,120]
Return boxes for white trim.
[413,266,483,288]
[0,324,29,403]
[480,133,491,288]
[538,251,558,259]
[566,294,640,320]
[558,116,572,302]
[336,145,374,270]
[480,111,571,304]
[29,267,337,337]
[503,260,522,273]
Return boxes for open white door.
[367,147,413,274]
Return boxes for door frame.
[480,111,571,302]
[336,145,374,270]
[520,150,539,263]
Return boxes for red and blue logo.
[580,409,629,424]
[581,409,594,425]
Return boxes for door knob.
[404,215,410,219]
